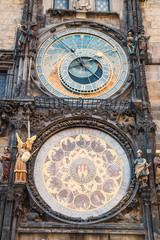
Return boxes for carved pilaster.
[140,188,154,240]
[0,184,8,238]
[10,184,26,240]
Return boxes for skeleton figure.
[73,0,91,11]
[14,133,36,183]
[126,31,137,54]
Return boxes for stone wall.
[140,0,160,148]
[0,0,25,50]
[18,233,145,240]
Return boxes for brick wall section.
[0,0,25,50]
[140,1,160,148]
[140,0,160,63]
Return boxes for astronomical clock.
[36,28,129,99]
[0,1,158,240]
[23,23,139,226]
[26,25,138,224]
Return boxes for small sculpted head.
[137,149,143,158]
[156,150,160,158]
[4,147,10,153]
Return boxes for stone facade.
[140,1,160,149]
[0,0,25,50]
[0,1,160,240]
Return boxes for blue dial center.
[68,57,103,84]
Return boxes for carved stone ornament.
[73,0,91,11]
[0,51,14,64]
[27,117,138,224]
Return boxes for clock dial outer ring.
[33,128,132,221]
[36,28,129,99]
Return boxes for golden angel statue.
[14,133,36,183]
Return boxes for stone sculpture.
[154,150,160,187]
[133,149,150,187]
[14,133,36,183]
[0,147,12,182]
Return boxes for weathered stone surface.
[141,0,160,148]
[18,233,145,240]
[0,0,25,50]
[140,1,160,63]
[145,64,160,147]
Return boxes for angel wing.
[26,135,37,149]
[16,133,24,150]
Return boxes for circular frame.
[27,117,137,224]
[34,128,130,219]
[36,26,129,99]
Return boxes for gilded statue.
[14,133,36,183]
[126,31,137,54]
[154,150,160,186]
[133,149,150,187]
[0,147,12,182]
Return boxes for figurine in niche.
[154,150,160,187]
[22,209,40,222]
[116,114,135,135]
[17,24,27,50]
[0,147,12,182]
[133,149,150,187]
[138,30,150,59]
[73,0,91,11]
[14,133,36,183]
[28,24,38,52]
[126,31,137,54]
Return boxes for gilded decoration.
[34,128,131,220]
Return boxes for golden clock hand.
[103,49,118,54]
[70,59,95,68]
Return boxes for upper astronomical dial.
[36,28,129,98]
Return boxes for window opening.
[95,0,109,11]
[0,71,7,99]
[54,0,68,9]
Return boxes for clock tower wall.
[0,1,160,240]
[0,0,25,50]
[140,0,160,149]
[43,0,126,29]
[43,0,125,20]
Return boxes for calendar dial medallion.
[34,128,131,220]
[36,28,129,98]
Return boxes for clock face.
[36,28,129,98]
[34,128,131,220]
